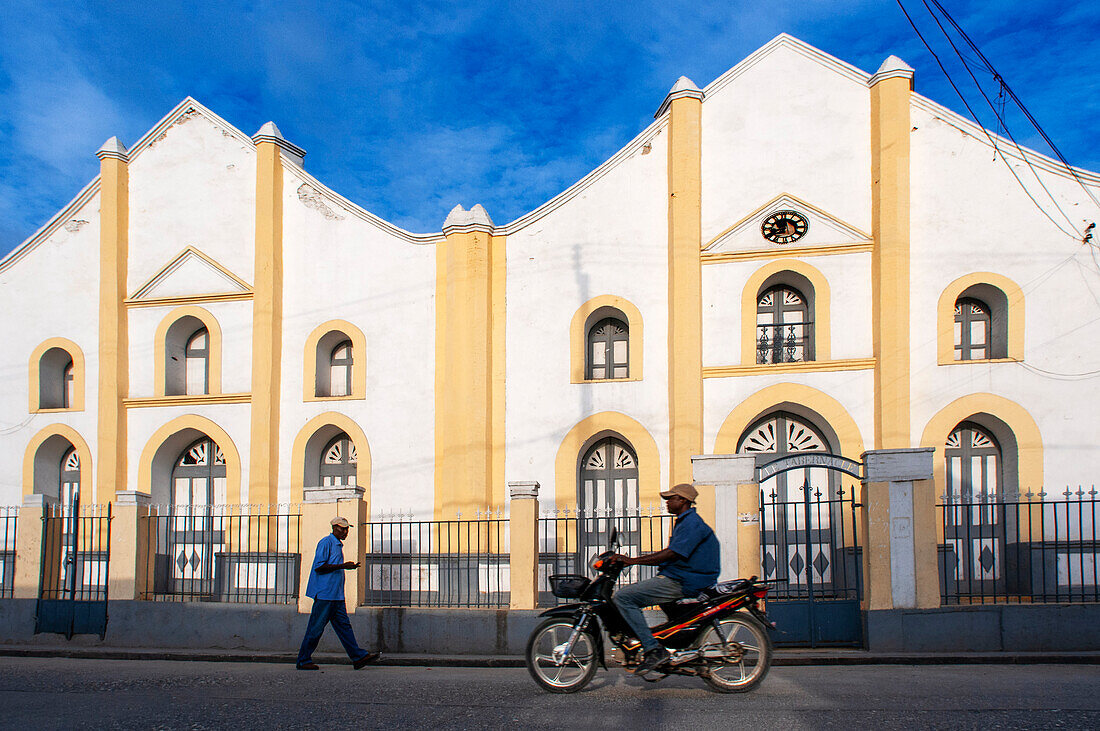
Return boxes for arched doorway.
[738,410,862,647]
[944,421,1005,592]
[578,436,639,560]
[159,436,227,596]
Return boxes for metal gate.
[35,498,111,639]
[758,454,864,647]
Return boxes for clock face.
[761,210,809,244]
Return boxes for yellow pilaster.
[661,77,705,490]
[869,57,914,449]
[108,491,150,600]
[912,478,940,608]
[96,138,129,501]
[736,482,762,579]
[508,482,540,609]
[14,495,51,598]
[298,487,366,613]
[434,206,504,520]
[249,125,292,506]
[860,480,894,610]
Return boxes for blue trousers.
[296,598,368,667]
[612,574,684,652]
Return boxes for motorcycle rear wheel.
[699,613,772,693]
[525,618,599,693]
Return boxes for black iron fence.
[537,509,674,606]
[940,489,1100,604]
[40,503,111,601]
[756,322,814,364]
[146,505,301,604]
[760,483,862,602]
[0,507,15,598]
[361,511,509,607]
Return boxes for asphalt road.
[1,657,1098,729]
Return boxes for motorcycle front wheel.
[698,613,773,693]
[525,618,599,693]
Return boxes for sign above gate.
[757,453,863,481]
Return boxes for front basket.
[549,574,590,599]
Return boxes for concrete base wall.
[0,600,545,655]
[866,604,1100,652]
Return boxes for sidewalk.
[3,644,1100,666]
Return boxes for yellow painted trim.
[702,242,873,264]
[96,151,128,504]
[703,192,873,252]
[870,72,912,449]
[491,234,507,510]
[704,358,875,379]
[125,292,253,309]
[569,295,644,384]
[740,259,832,365]
[152,305,224,397]
[936,272,1025,365]
[433,238,448,520]
[434,229,496,519]
[919,392,1043,495]
[128,245,253,301]
[289,412,372,508]
[667,90,704,489]
[23,424,93,499]
[249,139,284,506]
[124,393,251,408]
[137,414,243,505]
[553,412,662,513]
[713,382,866,459]
[28,338,86,413]
[302,319,367,402]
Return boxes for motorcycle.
[525,527,774,693]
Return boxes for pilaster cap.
[303,485,365,503]
[508,481,540,500]
[252,121,307,166]
[868,55,914,88]
[655,76,704,119]
[442,203,495,235]
[691,454,758,486]
[96,136,129,162]
[23,492,58,508]
[861,447,934,483]
[114,490,152,507]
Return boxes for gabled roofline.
[0,177,101,275]
[705,33,872,97]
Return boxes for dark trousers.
[296,598,367,667]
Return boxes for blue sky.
[1,1,1097,256]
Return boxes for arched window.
[757,285,813,364]
[60,446,81,509]
[37,347,74,409]
[944,422,1004,587]
[320,433,357,486]
[955,298,991,361]
[172,437,227,508]
[586,318,629,380]
[162,437,227,592]
[329,341,353,398]
[184,328,209,395]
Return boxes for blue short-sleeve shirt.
[658,508,720,595]
[305,533,346,600]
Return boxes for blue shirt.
[305,533,346,600]
[658,508,720,595]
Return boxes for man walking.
[609,483,720,675]
[296,516,380,670]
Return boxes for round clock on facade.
[761,210,809,244]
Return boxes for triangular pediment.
[130,247,251,301]
[703,194,871,254]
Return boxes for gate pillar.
[299,486,367,614]
[110,491,151,600]
[14,493,55,599]
[860,448,936,610]
[508,481,540,609]
[692,454,758,581]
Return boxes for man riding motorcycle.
[609,482,720,675]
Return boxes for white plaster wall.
[701,252,873,367]
[703,369,875,457]
[279,169,437,517]
[909,102,1100,488]
[504,124,670,508]
[0,196,102,504]
[127,300,254,396]
[127,113,257,295]
[125,402,251,499]
[702,45,872,242]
